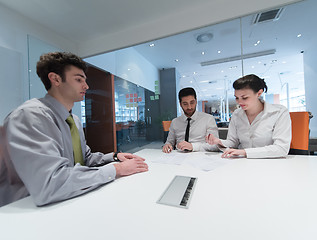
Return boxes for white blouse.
[221,101,291,158]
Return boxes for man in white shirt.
[162,87,218,153]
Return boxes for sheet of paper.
[150,151,233,171]
[183,152,232,171]
[151,151,191,165]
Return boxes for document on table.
[151,151,233,171]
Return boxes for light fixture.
[297,34,302,38]
[149,43,155,47]
[254,40,261,46]
[193,72,197,75]
[201,49,276,66]
[200,80,209,83]
[196,33,213,43]
[175,59,179,62]
[201,51,205,55]
[218,50,221,54]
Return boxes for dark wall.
[159,68,177,120]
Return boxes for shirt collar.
[235,100,279,119]
[41,94,71,121]
[181,110,198,121]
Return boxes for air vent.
[253,8,284,24]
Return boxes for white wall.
[79,0,300,57]
[0,4,77,123]
[304,45,317,138]
[85,47,159,92]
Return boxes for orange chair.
[162,121,172,143]
[289,112,310,155]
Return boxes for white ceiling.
[0,0,298,57]
[0,0,210,42]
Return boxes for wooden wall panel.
[85,66,116,154]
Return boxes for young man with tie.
[0,52,148,207]
[162,87,218,153]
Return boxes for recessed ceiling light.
[190,81,193,83]
[200,80,209,83]
[149,43,155,47]
[251,66,255,68]
[175,59,179,62]
[127,68,131,71]
[297,34,302,38]
[282,61,286,64]
[193,72,197,75]
[182,75,186,78]
[258,61,261,64]
[254,40,261,46]
[201,51,205,55]
[218,50,221,54]
[221,70,224,73]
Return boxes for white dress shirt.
[221,101,291,158]
[165,111,218,151]
[0,94,116,207]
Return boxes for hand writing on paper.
[221,149,246,158]
[162,143,173,153]
[177,141,193,152]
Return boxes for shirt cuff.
[244,148,259,159]
[191,142,200,152]
[100,164,116,182]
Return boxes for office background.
[1,0,315,153]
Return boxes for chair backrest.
[289,111,310,154]
[162,121,172,132]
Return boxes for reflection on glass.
[114,76,150,152]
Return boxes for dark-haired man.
[162,87,218,153]
[0,52,148,207]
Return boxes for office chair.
[289,111,311,155]
[162,120,172,143]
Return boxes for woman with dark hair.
[206,74,291,158]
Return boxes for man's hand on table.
[114,153,148,177]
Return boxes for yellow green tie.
[66,115,84,165]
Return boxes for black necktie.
[185,118,191,142]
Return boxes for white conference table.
[1,149,317,240]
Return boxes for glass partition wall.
[84,0,317,149]
[114,76,148,152]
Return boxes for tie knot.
[187,118,191,122]
[66,115,75,126]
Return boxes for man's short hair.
[36,52,87,90]
[178,87,197,102]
